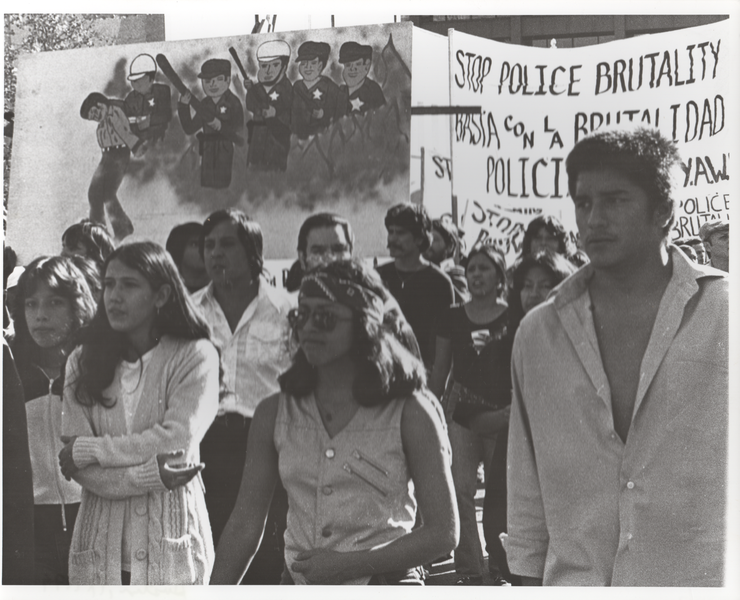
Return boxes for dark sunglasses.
[288,307,352,332]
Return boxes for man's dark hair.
[166,222,204,267]
[566,127,681,237]
[297,212,354,255]
[80,92,108,119]
[384,203,433,253]
[62,219,115,266]
[682,236,703,248]
[431,219,460,260]
[202,209,263,278]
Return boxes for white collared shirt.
[193,279,295,418]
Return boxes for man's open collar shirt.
[505,246,728,586]
[193,280,295,418]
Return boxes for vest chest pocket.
[342,449,392,497]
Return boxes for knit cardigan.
[61,336,219,585]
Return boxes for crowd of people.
[2,126,729,587]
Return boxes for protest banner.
[449,20,733,265]
[409,28,453,221]
[6,22,412,264]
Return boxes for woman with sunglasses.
[211,259,458,585]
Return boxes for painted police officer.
[291,41,343,139]
[245,40,293,172]
[178,58,244,189]
[124,53,172,148]
[338,41,386,115]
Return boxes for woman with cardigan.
[59,241,220,584]
[211,259,458,585]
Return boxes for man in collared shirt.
[505,128,728,586]
[193,209,293,584]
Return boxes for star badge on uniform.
[148,98,155,107]
[312,88,323,100]
[219,106,227,114]
[269,91,280,101]
[350,97,364,112]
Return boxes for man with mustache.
[699,220,729,272]
[376,204,454,370]
[245,40,293,172]
[505,128,728,586]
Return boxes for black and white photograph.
[2,1,737,596]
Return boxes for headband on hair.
[300,272,384,324]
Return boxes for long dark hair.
[74,241,214,407]
[279,260,426,406]
[11,256,98,369]
[466,244,508,301]
[509,249,577,329]
[520,215,576,258]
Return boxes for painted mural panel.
[7,22,412,264]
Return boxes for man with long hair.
[506,128,728,586]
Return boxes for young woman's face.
[466,253,500,298]
[520,265,557,315]
[103,258,164,340]
[294,297,355,368]
[530,226,561,255]
[24,282,76,349]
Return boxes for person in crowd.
[210,259,458,585]
[192,209,293,584]
[3,338,36,584]
[377,204,454,370]
[483,249,577,585]
[58,241,219,584]
[424,218,469,303]
[297,212,354,272]
[506,127,728,586]
[292,211,421,359]
[428,245,513,586]
[4,245,21,332]
[166,222,210,293]
[285,212,354,293]
[678,235,708,265]
[507,249,578,330]
[519,215,576,258]
[699,220,729,272]
[80,93,139,241]
[677,244,698,262]
[68,255,104,302]
[61,219,115,267]
[9,256,98,584]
